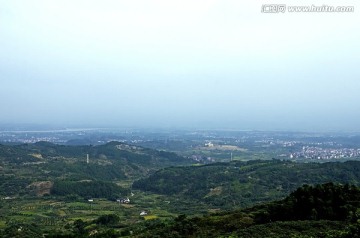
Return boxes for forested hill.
[0,141,190,197]
[133,160,360,209]
[0,141,187,166]
[130,183,360,238]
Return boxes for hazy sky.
[0,0,359,131]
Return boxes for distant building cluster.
[255,139,298,147]
[117,198,130,204]
[204,141,214,147]
[290,146,360,160]
[190,155,214,163]
[256,139,337,148]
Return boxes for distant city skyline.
[1,1,359,132]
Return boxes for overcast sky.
[0,0,359,131]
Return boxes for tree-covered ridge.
[0,141,190,197]
[0,141,187,165]
[51,180,129,199]
[133,160,360,209]
[250,182,360,223]
[129,183,360,238]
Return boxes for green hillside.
[2,142,360,237]
[0,141,190,198]
[38,183,360,237]
[133,160,360,210]
[129,183,360,238]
